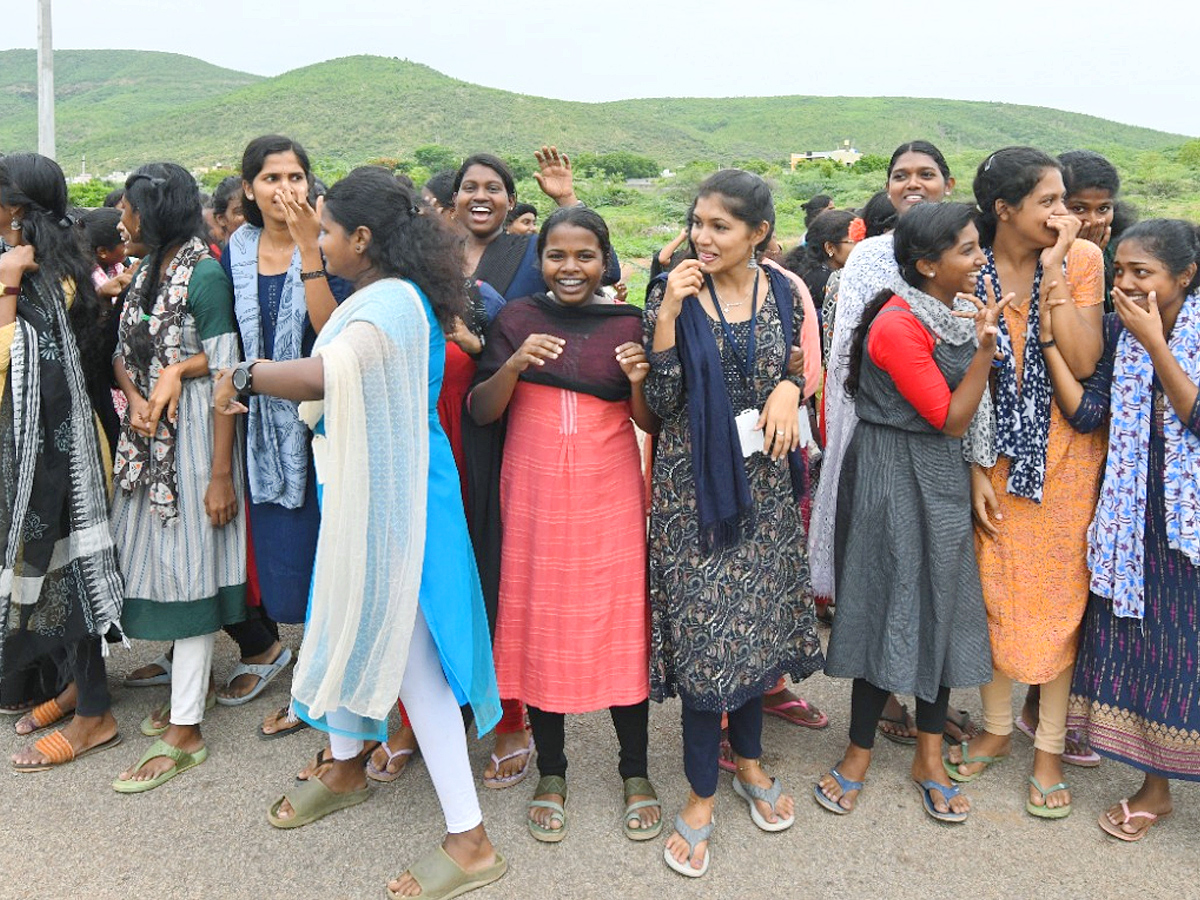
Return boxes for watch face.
[233,367,249,392]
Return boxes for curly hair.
[322,167,467,329]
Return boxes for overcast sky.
[5,0,1197,138]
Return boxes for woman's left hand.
[205,473,238,527]
[0,244,38,288]
[276,189,321,251]
[212,369,248,416]
[446,317,483,355]
[615,341,650,385]
[756,380,801,461]
[1113,287,1167,352]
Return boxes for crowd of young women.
[0,130,1197,898]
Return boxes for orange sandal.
[12,729,123,773]
[14,698,72,736]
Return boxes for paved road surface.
[3,625,1195,900]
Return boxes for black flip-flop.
[258,706,310,741]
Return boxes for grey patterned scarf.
[892,280,997,466]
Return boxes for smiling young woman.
[1043,220,1200,841]
[644,169,823,877]
[946,146,1107,821]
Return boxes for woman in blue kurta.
[215,167,506,900]
[1042,219,1200,843]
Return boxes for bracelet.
[0,281,18,296]
[299,269,327,281]
[1039,338,1057,349]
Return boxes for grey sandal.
[663,813,713,878]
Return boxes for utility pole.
[37,0,55,160]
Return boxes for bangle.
[1039,338,1056,349]
[0,281,18,296]
[299,270,327,281]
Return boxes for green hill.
[0,51,1190,173]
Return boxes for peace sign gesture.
[955,287,1014,352]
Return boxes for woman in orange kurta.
[946,148,1106,821]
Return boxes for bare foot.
[877,695,918,741]
[818,744,870,811]
[734,757,794,824]
[126,650,172,683]
[144,685,216,733]
[946,730,1011,779]
[1029,749,1071,812]
[275,757,367,820]
[14,682,77,735]
[369,726,417,779]
[387,825,498,897]
[117,724,204,784]
[482,728,532,784]
[527,781,565,833]
[217,641,285,701]
[11,711,117,766]
[1102,774,1172,837]
[913,753,970,816]
[763,688,826,726]
[664,792,714,873]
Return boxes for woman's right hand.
[126,392,155,438]
[971,464,1002,539]
[506,334,564,373]
[212,369,248,416]
[662,259,703,317]
[0,245,38,289]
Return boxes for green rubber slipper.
[943,740,1009,783]
[267,776,370,829]
[527,775,567,843]
[623,776,663,841]
[1026,775,1071,819]
[139,690,217,737]
[112,739,208,794]
[386,846,507,900]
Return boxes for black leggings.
[223,606,279,659]
[527,700,649,781]
[848,679,950,750]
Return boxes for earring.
[9,218,21,233]
[746,253,758,270]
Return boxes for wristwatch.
[231,360,259,395]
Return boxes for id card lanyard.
[705,270,760,390]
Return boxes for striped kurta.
[112,259,247,640]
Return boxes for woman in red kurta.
[468,207,661,844]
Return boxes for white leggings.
[327,609,482,834]
[169,633,216,726]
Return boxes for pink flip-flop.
[763,697,829,729]
[366,742,416,783]
[483,736,535,790]
[1015,715,1102,767]
[1098,799,1170,842]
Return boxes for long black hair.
[239,134,314,228]
[861,190,899,238]
[785,208,856,282]
[973,146,1060,247]
[0,153,111,392]
[120,163,209,375]
[692,168,776,254]
[845,203,976,397]
[322,167,467,329]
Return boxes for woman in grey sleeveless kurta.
[827,305,991,700]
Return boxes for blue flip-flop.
[914,779,968,823]
[813,767,864,815]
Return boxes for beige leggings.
[979,666,1072,755]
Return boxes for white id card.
[735,408,762,458]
